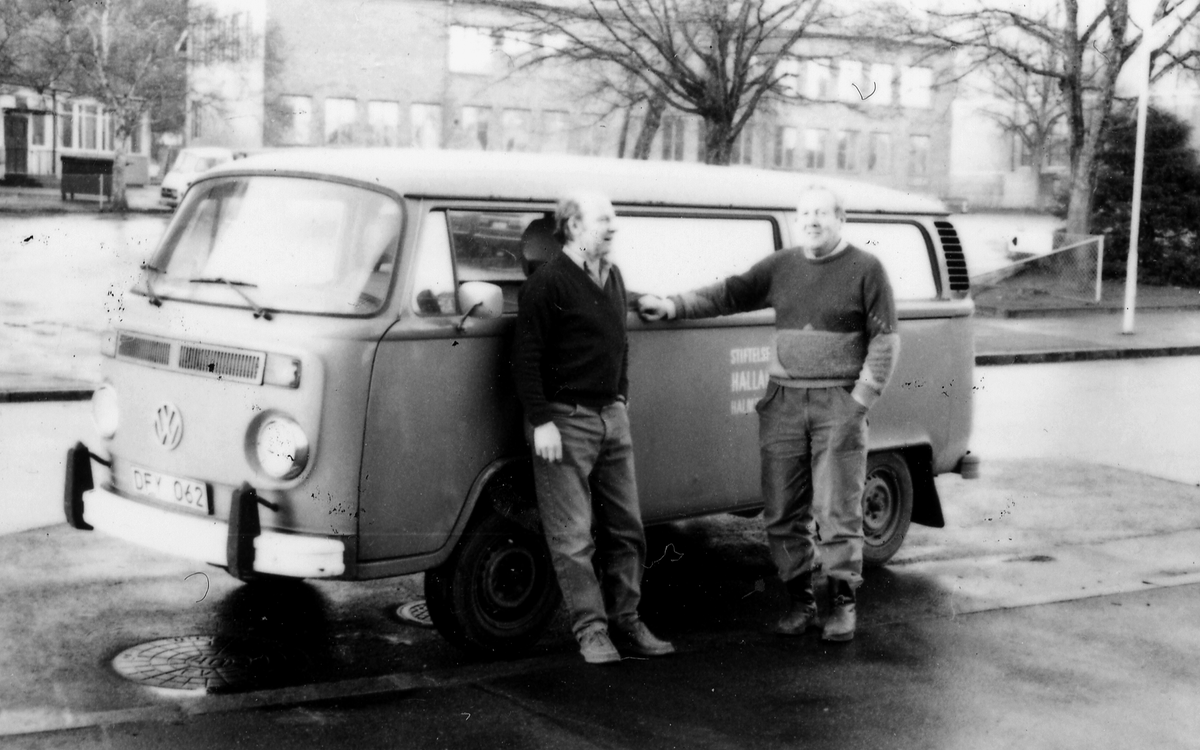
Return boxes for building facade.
[0,85,152,185]
[186,0,955,199]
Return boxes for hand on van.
[533,422,563,463]
[637,295,676,321]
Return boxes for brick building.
[186,0,955,198]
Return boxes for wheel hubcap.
[482,543,537,611]
[862,472,896,540]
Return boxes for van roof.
[211,148,948,215]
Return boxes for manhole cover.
[112,635,302,692]
[395,600,433,628]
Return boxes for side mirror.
[456,281,504,330]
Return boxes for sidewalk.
[0,182,169,215]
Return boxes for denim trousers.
[528,401,646,637]
[757,383,868,593]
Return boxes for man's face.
[795,189,843,257]
[571,195,617,258]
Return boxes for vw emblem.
[153,403,184,450]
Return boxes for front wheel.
[861,452,914,567]
[425,511,561,657]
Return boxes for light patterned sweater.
[669,243,899,408]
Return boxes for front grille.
[179,345,263,383]
[114,332,265,384]
[117,334,170,365]
[934,220,971,293]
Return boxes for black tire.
[861,452,913,567]
[425,510,561,657]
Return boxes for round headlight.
[254,415,309,480]
[92,384,120,439]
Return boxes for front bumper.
[66,443,344,578]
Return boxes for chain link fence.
[973,233,1104,303]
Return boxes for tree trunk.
[106,141,130,213]
[702,117,735,165]
[631,95,666,160]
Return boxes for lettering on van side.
[729,346,772,415]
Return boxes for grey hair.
[798,184,846,220]
[553,190,609,244]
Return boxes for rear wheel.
[861,452,913,567]
[425,510,561,657]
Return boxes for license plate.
[129,465,210,514]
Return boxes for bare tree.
[978,57,1068,208]
[70,0,187,211]
[0,0,75,89]
[477,0,829,164]
[909,0,1200,234]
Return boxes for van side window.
[411,212,457,315]
[842,221,939,301]
[447,211,549,314]
[607,216,777,296]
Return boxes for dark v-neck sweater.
[512,252,630,427]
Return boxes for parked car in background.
[159,147,233,208]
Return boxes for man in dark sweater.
[512,191,674,665]
[639,186,898,642]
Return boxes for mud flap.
[64,441,94,530]
[227,483,262,579]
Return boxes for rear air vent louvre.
[934,220,971,293]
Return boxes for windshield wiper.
[188,277,274,320]
[139,263,164,307]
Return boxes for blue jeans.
[757,383,868,593]
[528,402,646,637]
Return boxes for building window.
[777,58,802,97]
[542,110,569,153]
[661,117,685,161]
[31,114,47,147]
[837,60,864,102]
[501,108,531,152]
[60,103,74,148]
[869,64,894,105]
[836,130,859,171]
[279,95,312,145]
[804,129,827,169]
[324,98,357,144]
[868,132,891,173]
[130,122,143,154]
[368,100,400,146]
[909,135,931,180]
[81,105,98,150]
[456,106,489,150]
[774,126,797,168]
[448,26,494,74]
[805,60,832,100]
[901,66,933,109]
[730,126,753,165]
[411,104,442,149]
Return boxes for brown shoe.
[771,602,818,636]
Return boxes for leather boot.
[771,572,817,636]
[821,579,856,642]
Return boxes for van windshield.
[145,176,401,316]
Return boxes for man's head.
[795,186,845,258]
[554,190,617,260]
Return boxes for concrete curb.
[975,345,1200,366]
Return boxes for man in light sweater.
[638,186,898,641]
[512,190,675,664]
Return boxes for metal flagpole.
[1122,39,1151,335]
